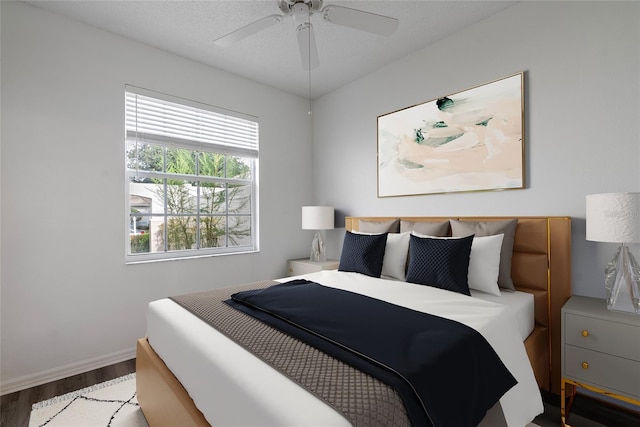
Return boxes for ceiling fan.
[213,0,399,70]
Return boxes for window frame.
[124,86,259,263]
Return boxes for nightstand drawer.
[565,313,640,361]
[565,345,640,399]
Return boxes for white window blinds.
[125,85,259,158]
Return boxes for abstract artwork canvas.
[377,73,524,197]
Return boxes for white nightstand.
[561,295,640,426]
[287,258,339,276]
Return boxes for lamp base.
[309,231,326,263]
[604,244,640,314]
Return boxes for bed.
[136,216,572,426]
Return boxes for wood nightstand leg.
[561,378,576,427]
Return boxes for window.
[125,86,259,262]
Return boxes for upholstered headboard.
[345,216,572,395]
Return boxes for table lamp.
[302,206,334,262]
[586,193,640,314]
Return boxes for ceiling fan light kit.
[213,0,398,70]
[279,0,323,16]
[291,2,312,22]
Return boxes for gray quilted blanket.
[171,280,410,426]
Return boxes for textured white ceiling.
[24,0,518,99]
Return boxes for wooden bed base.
[136,216,572,426]
[136,338,209,427]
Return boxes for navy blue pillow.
[406,234,474,295]
[339,232,388,278]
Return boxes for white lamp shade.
[586,193,640,243]
[302,206,334,230]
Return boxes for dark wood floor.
[1,358,638,427]
[0,359,136,427]
[534,390,640,427]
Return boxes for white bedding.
[470,288,535,341]
[146,270,543,426]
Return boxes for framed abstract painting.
[377,72,524,197]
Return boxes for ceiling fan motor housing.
[278,0,323,15]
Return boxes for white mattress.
[470,288,535,341]
[146,270,543,426]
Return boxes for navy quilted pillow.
[406,234,474,295]
[339,231,388,278]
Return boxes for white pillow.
[467,234,504,296]
[352,231,410,281]
[411,232,503,296]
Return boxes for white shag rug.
[29,373,148,427]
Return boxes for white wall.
[1,1,314,391]
[312,1,640,298]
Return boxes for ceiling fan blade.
[321,5,398,36]
[213,14,283,47]
[297,22,319,70]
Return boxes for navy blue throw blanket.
[226,280,517,427]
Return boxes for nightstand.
[561,295,640,426]
[287,258,339,276]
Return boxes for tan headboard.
[345,216,572,395]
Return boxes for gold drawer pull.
[582,330,589,337]
[582,362,589,370]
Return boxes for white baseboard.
[0,346,136,396]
